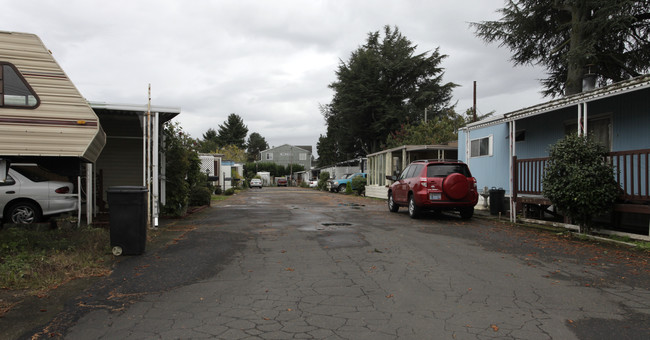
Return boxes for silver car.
[0,164,77,224]
[249,178,263,189]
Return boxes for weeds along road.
[31,187,650,339]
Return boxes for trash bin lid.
[107,186,148,193]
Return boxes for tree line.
[318,1,648,165]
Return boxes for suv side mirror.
[385,175,397,181]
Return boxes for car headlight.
[333,181,339,185]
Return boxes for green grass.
[0,227,112,291]
[211,194,231,202]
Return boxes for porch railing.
[513,149,650,202]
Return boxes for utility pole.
[473,81,478,122]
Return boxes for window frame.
[0,62,40,109]
[470,135,493,158]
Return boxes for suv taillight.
[420,177,428,188]
[55,187,70,194]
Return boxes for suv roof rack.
[412,159,465,163]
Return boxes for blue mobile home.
[460,74,650,235]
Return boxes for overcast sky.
[3,0,547,157]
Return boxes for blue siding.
[610,89,650,151]
[460,85,649,198]
[462,124,510,194]
[514,107,574,159]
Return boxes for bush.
[214,186,223,195]
[542,134,619,233]
[351,176,367,195]
[224,188,236,196]
[345,182,353,194]
[318,171,330,191]
[189,186,212,206]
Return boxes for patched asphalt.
[14,187,650,339]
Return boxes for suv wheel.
[408,195,419,219]
[338,184,346,192]
[460,207,474,219]
[388,193,399,212]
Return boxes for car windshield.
[11,165,68,182]
[426,164,470,178]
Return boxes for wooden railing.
[513,157,547,196]
[513,149,650,202]
[609,149,650,201]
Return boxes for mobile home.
[0,31,106,163]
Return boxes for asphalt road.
[25,187,650,339]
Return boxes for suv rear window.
[426,164,470,178]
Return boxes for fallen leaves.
[491,324,499,332]
[285,268,295,272]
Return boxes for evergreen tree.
[472,0,650,96]
[216,113,248,148]
[324,25,457,160]
[198,128,219,153]
[246,132,269,162]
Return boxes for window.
[0,174,15,186]
[299,153,307,161]
[1,63,39,108]
[427,164,470,177]
[470,135,492,157]
[398,165,412,180]
[406,164,424,178]
[265,153,273,160]
[565,117,611,150]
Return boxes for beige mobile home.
[0,31,105,162]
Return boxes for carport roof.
[88,101,181,123]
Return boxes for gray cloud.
[2,0,548,157]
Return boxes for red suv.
[387,160,478,219]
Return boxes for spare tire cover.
[443,173,469,200]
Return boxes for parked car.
[387,160,478,219]
[0,164,77,224]
[250,178,262,189]
[326,174,351,192]
[277,178,288,187]
[309,179,318,188]
[328,173,366,193]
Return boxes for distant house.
[318,157,367,180]
[260,144,312,170]
[459,74,650,238]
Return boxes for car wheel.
[338,184,346,192]
[8,201,42,224]
[460,207,474,219]
[408,195,419,219]
[388,192,399,212]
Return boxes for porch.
[513,149,650,237]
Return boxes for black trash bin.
[106,186,148,256]
[489,187,506,216]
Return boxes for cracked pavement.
[33,187,650,339]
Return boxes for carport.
[365,143,458,199]
[90,101,180,228]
